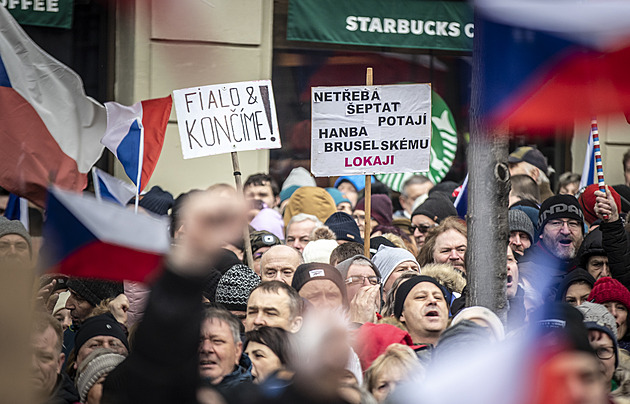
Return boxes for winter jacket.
[209,353,253,394]
[123,280,150,328]
[600,219,630,288]
[518,242,577,300]
[43,373,80,404]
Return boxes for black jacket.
[599,219,630,288]
[43,373,79,404]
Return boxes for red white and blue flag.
[40,187,171,282]
[91,167,136,206]
[101,97,172,192]
[477,0,630,130]
[0,6,106,206]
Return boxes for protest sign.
[311,83,431,176]
[173,80,281,159]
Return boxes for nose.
[253,313,265,326]
[200,338,214,353]
[448,249,459,260]
[513,234,522,245]
[602,264,611,277]
[291,240,301,250]
[559,222,571,234]
[273,272,283,282]
[414,227,422,237]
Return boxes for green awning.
[4,0,74,29]
[287,0,473,52]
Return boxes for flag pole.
[591,117,609,220]
[231,151,254,269]
[363,67,373,258]
[134,127,145,214]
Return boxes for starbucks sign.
[376,90,457,191]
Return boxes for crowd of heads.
[9,145,630,403]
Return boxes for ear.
[235,341,243,364]
[290,316,303,333]
[530,167,540,183]
[400,311,406,324]
[57,353,65,374]
[274,195,280,209]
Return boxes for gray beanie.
[214,264,261,312]
[508,209,534,243]
[75,348,126,402]
[0,216,31,251]
[577,301,619,367]
[371,245,419,285]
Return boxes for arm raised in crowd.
[102,189,246,404]
[596,187,630,286]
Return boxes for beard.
[542,233,582,260]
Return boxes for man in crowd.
[410,193,457,249]
[417,217,467,274]
[509,209,535,256]
[292,263,347,311]
[249,230,281,275]
[260,244,303,284]
[285,213,322,252]
[199,307,252,390]
[393,275,449,346]
[31,312,79,403]
[73,313,129,370]
[0,216,32,268]
[244,281,303,333]
[508,146,554,201]
[244,173,280,209]
[395,175,434,219]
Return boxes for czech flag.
[477,0,630,130]
[453,174,468,220]
[579,132,595,192]
[101,96,172,192]
[0,7,106,207]
[40,187,171,282]
[91,167,136,206]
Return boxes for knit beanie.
[335,255,381,280]
[577,301,619,367]
[508,208,534,243]
[531,303,594,357]
[325,187,351,207]
[588,277,630,310]
[324,212,363,243]
[138,186,174,216]
[66,278,124,307]
[214,264,261,312]
[411,192,457,224]
[334,175,374,192]
[303,239,339,264]
[555,268,596,302]
[451,306,505,341]
[250,230,281,253]
[538,194,585,233]
[0,216,31,250]
[355,195,393,227]
[578,184,622,225]
[372,245,419,286]
[75,313,129,353]
[281,167,316,191]
[283,187,337,227]
[291,263,347,304]
[369,236,396,257]
[393,275,449,319]
[76,348,126,403]
[279,185,300,204]
[250,208,285,240]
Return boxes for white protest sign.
[173,80,281,159]
[311,84,431,176]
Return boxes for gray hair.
[401,175,432,197]
[287,213,323,230]
[202,307,241,344]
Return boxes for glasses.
[410,224,436,234]
[546,219,581,231]
[345,275,380,286]
[595,346,615,360]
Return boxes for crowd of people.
[5,146,630,403]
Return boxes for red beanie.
[578,184,621,225]
[588,277,630,310]
[355,194,393,227]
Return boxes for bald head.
[260,245,303,284]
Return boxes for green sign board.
[287,0,473,52]
[3,0,74,29]
[376,90,457,191]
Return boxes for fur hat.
[214,264,261,312]
[509,209,534,243]
[355,195,393,227]
[76,348,126,403]
[0,216,31,251]
[66,278,124,307]
[75,313,129,353]
[578,184,622,225]
[372,245,419,286]
[588,277,630,310]
[325,212,363,243]
[538,194,585,232]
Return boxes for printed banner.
[172,80,281,159]
[2,0,74,29]
[311,84,432,176]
